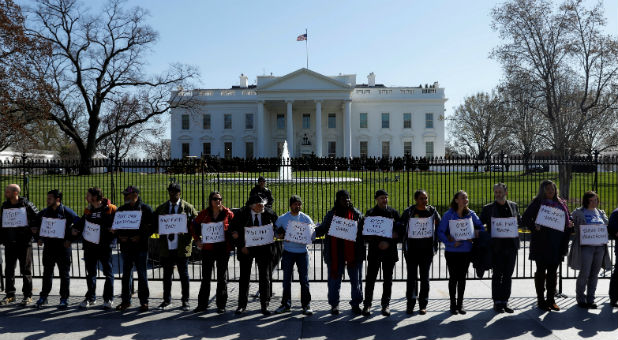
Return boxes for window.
[302,114,311,129]
[203,114,211,130]
[224,142,232,159]
[224,114,232,129]
[381,113,389,129]
[202,143,211,156]
[328,141,336,157]
[359,113,368,129]
[426,141,434,158]
[181,143,190,157]
[245,142,254,159]
[404,141,412,157]
[403,113,411,129]
[181,114,190,130]
[328,113,336,129]
[382,141,390,158]
[277,114,285,130]
[425,113,434,129]
[360,141,368,158]
[245,113,254,130]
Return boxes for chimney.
[239,73,248,88]
[368,72,376,87]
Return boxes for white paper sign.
[284,221,314,245]
[535,205,565,232]
[449,218,474,241]
[112,211,142,230]
[362,216,393,238]
[580,224,609,246]
[201,222,225,244]
[408,216,434,239]
[158,214,187,235]
[2,208,28,228]
[39,217,66,239]
[244,223,274,247]
[327,216,358,242]
[491,217,519,238]
[82,220,101,245]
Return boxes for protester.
[608,208,618,308]
[249,176,274,208]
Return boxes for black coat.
[74,198,117,249]
[400,205,441,258]
[230,206,278,260]
[480,200,521,251]
[363,205,402,262]
[249,186,274,208]
[522,199,571,265]
[116,199,155,252]
[0,197,39,245]
[36,204,79,247]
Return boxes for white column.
[315,100,322,157]
[257,101,265,157]
[286,100,294,157]
[343,100,352,158]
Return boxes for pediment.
[258,68,352,92]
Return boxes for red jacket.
[190,206,234,252]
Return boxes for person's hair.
[47,189,62,202]
[581,191,599,209]
[414,189,427,200]
[450,190,469,215]
[87,187,103,201]
[533,180,559,203]
[493,183,507,191]
[208,191,222,208]
[6,184,20,193]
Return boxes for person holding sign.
[115,186,155,312]
[315,190,365,316]
[72,187,117,310]
[522,180,572,312]
[437,191,484,315]
[0,184,39,307]
[230,195,278,316]
[400,189,441,315]
[33,190,79,309]
[273,195,316,315]
[480,183,521,314]
[361,189,402,317]
[567,191,612,309]
[190,191,234,314]
[154,183,198,311]
[608,208,618,308]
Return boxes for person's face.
[46,194,59,207]
[259,180,266,188]
[168,190,181,203]
[86,192,94,205]
[210,194,222,209]
[251,202,264,213]
[337,195,351,208]
[544,184,556,199]
[4,187,17,201]
[588,195,599,209]
[494,187,507,203]
[376,195,388,208]
[415,192,428,207]
[290,201,302,214]
[124,193,138,204]
[456,192,469,209]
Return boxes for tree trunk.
[558,163,572,200]
[77,143,97,175]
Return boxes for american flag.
[297,33,307,41]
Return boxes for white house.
[170,68,446,159]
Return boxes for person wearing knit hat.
[249,177,274,208]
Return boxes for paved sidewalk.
[0,278,615,339]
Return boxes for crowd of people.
[0,177,617,317]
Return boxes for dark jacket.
[249,186,274,208]
[191,206,235,253]
[480,200,521,251]
[522,198,571,265]
[609,208,618,256]
[74,198,117,249]
[36,204,79,247]
[400,205,441,257]
[154,199,198,258]
[315,206,365,264]
[116,199,155,252]
[0,197,39,245]
[363,205,402,262]
[230,205,278,260]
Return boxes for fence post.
[21,153,29,199]
[593,150,599,192]
[109,154,116,205]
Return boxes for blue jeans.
[83,245,114,302]
[327,260,363,308]
[281,250,311,308]
[121,249,149,305]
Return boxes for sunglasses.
[212,197,222,201]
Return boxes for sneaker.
[158,301,170,310]
[181,301,190,312]
[58,299,68,309]
[275,305,290,314]
[418,308,427,315]
[21,297,33,306]
[35,297,48,309]
[79,299,96,309]
[103,300,114,310]
[302,306,313,316]
[0,296,15,305]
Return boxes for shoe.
[537,299,550,312]
[58,299,68,309]
[330,306,339,315]
[103,300,114,310]
[494,304,504,313]
[610,300,617,308]
[275,305,290,314]
[235,307,246,315]
[139,303,149,312]
[577,302,588,309]
[181,301,190,312]
[158,301,170,310]
[503,305,514,314]
[260,307,271,316]
[35,297,48,309]
[587,303,597,309]
[381,306,391,316]
[302,306,313,316]
[548,302,560,311]
[450,302,458,315]
[351,305,362,315]
[419,308,427,315]
[406,301,416,315]
[0,296,15,305]
[361,305,371,317]
[116,302,130,311]
[216,307,226,314]
[21,297,33,306]
[458,307,466,315]
[80,299,96,309]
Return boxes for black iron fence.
[0,155,616,287]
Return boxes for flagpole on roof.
[305,28,309,69]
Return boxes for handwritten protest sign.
[580,224,608,246]
[244,224,274,247]
[2,208,28,228]
[491,217,519,238]
[201,222,225,244]
[535,205,565,232]
[448,218,474,241]
[284,221,314,245]
[83,220,101,244]
[408,216,434,239]
[327,216,358,242]
[112,211,142,230]
[362,216,393,238]
[39,217,66,239]
[158,214,187,235]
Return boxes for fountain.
[279,140,292,180]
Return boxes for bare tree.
[143,138,171,160]
[25,0,198,173]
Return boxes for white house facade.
[170,68,446,159]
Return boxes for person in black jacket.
[114,186,155,312]
[608,208,618,308]
[230,195,278,315]
[249,177,274,208]
[401,189,441,315]
[480,183,521,314]
[0,184,39,306]
[33,190,79,309]
[362,189,402,317]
